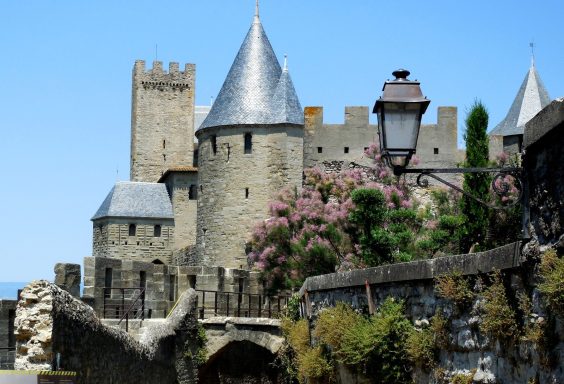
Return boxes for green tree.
[460,100,490,253]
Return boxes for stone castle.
[81,5,552,318]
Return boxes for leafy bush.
[538,249,564,317]
[337,298,413,383]
[451,370,476,384]
[314,302,359,355]
[184,323,208,366]
[430,312,450,349]
[434,271,474,307]
[406,327,435,370]
[480,271,518,342]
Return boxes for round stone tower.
[194,8,304,268]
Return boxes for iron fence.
[195,289,289,319]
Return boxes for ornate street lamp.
[373,69,525,214]
[373,69,430,170]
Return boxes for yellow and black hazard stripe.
[39,371,76,376]
[0,370,76,376]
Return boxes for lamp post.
[373,69,525,213]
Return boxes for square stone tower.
[130,60,196,182]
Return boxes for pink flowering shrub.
[248,142,421,292]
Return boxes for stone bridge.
[200,316,283,360]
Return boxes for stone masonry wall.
[82,256,265,319]
[0,299,16,369]
[15,280,200,384]
[92,218,174,264]
[162,171,198,251]
[299,244,563,384]
[524,98,564,247]
[195,124,304,268]
[131,60,195,183]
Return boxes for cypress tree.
[460,100,490,253]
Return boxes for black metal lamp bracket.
[397,167,524,210]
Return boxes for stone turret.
[194,6,304,268]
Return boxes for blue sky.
[0,0,563,282]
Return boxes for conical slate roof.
[271,58,304,124]
[199,13,302,130]
[490,62,551,136]
[92,182,174,221]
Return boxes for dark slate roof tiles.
[92,182,174,221]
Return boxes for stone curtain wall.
[303,106,462,171]
[195,125,304,268]
[131,60,195,183]
[15,281,200,384]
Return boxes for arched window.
[128,224,136,237]
[244,133,252,154]
[154,224,162,237]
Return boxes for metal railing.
[195,289,289,319]
[0,347,15,370]
[102,287,146,332]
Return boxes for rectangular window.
[317,147,323,153]
[140,271,146,289]
[104,268,113,298]
[128,224,136,237]
[154,225,161,237]
[434,148,439,155]
[344,147,349,154]
[244,133,252,154]
[189,184,198,200]
[188,275,197,289]
[211,135,217,155]
[169,275,177,302]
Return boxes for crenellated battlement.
[133,60,195,87]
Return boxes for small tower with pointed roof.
[194,3,304,268]
[489,57,551,156]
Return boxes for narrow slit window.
[317,147,323,153]
[344,147,349,154]
[154,225,161,237]
[189,185,198,200]
[211,135,217,155]
[244,133,252,154]
[163,139,166,149]
[128,224,136,237]
[245,188,249,199]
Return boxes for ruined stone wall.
[195,124,304,268]
[131,60,195,183]
[15,281,199,384]
[92,218,174,264]
[303,105,462,172]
